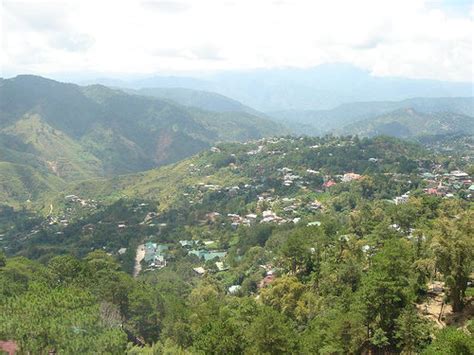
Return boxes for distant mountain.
[269,97,474,136]
[126,87,261,115]
[0,75,285,205]
[339,108,474,139]
[88,64,473,111]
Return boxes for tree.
[188,279,223,333]
[126,283,165,342]
[0,283,127,353]
[193,314,245,354]
[432,210,473,312]
[0,250,6,268]
[280,231,314,277]
[423,327,474,355]
[260,276,310,322]
[301,307,366,354]
[357,239,413,348]
[245,306,299,354]
[395,306,433,354]
[47,255,84,286]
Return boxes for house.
[450,170,468,179]
[258,274,276,288]
[215,261,229,271]
[144,242,168,269]
[189,250,227,261]
[342,173,362,182]
[394,194,409,205]
[228,285,242,294]
[206,212,221,223]
[118,248,127,255]
[262,210,275,218]
[179,240,194,248]
[0,341,17,355]
[150,254,166,268]
[193,267,206,275]
[426,188,441,196]
[309,200,322,210]
[322,180,336,188]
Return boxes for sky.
[1,0,473,81]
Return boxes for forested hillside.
[91,64,473,111]
[1,136,472,353]
[270,97,474,136]
[128,87,261,115]
[0,75,285,206]
[340,109,474,138]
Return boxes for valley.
[2,1,473,353]
[0,77,473,354]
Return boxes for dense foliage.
[1,135,473,353]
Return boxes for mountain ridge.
[81,64,473,111]
[0,75,286,206]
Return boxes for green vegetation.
[0,162,63,207]
[129,87,261,115]
[0,75,285,207]
[341,109,474,138]
[1,135,472,353]
[270,97,474,137]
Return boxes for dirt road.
[133,244,145,277]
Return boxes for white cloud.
[1,0,472,81]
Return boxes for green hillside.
[129,87,262,115]
[0,75,285,206]
[340,108,474,138]
[0,162,64,206]
[0,78,471,354]
[46,135,431,214]
[270,97,474,136]
[1,135,472,354]
[2,114,103,180]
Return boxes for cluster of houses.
[226,213,257,228]
[64,194,98,209]
[277,166,364,190]
[178,239,228,275]
[141,239,230,272]
[278,167,302,187]
[392,169,473,204]
[204,198,324,228]
[421,170,473,198]
[144,242,168,269]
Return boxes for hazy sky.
[1,0,473,81]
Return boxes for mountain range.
[270,97,474,136]
[340,108,474,138]
[0,75,285,206]
[125,87,261,116]
[0,73,472,207]
[83,64,473,111]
